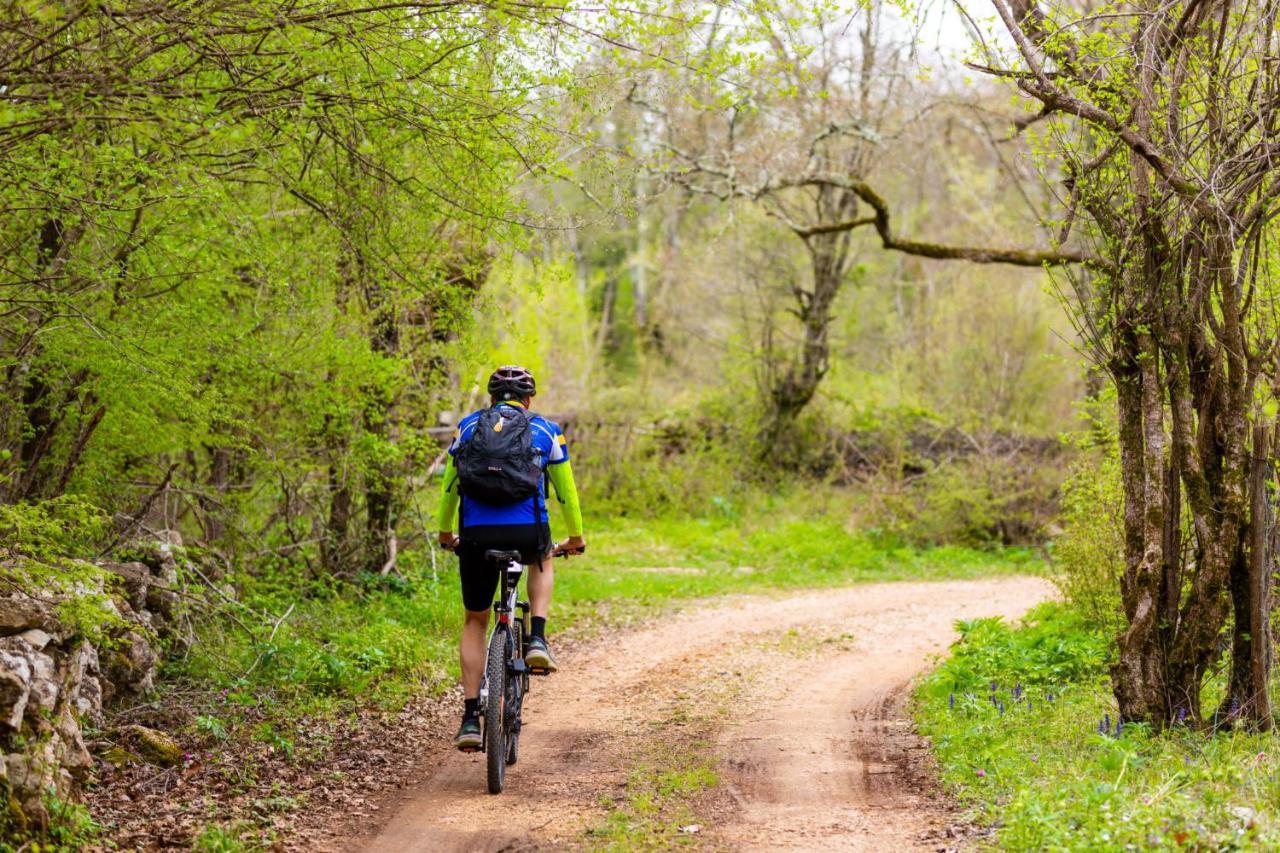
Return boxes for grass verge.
[99,498,1040,847]
[916,602,1280,849]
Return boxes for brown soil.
[334,576,1052,852]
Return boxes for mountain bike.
[476,546,581,794]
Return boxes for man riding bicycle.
[437,365,585,751]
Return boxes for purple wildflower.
[976,768,986,778]
[1175,707,1188,724]
[998,702,1005,716]
[1230,696,1241,718]
[1114,719,1124,737]
[949,693,956,710]
[1013,683,1023,701]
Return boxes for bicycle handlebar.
[442,538,585,558]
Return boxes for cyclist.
[437,365,585,751]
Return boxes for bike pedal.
[529,667,551,676]
[458,745,482,754]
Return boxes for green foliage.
[0,789,102,853]
[192,822,258,853]
[917,603,1280,849]
[0,497,128,645]
[173,495,1036,740]
[1052,449,1125,634]
[860,450,1065,548]
[921,603,1110,696]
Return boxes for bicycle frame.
[479,558,529,733]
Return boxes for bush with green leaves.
[1052,449,1125,634]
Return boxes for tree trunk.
[763,231,849,449]
[1110,328,1170,724]
[1217,423,1274,729]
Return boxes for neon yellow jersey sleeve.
[547,459,584,538]
[437,454,460,532]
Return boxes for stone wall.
[1,532,187,833]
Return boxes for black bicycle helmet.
[487,365,536,401]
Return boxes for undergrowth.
[153,488,1041,845]
[178,488,1039,722]
[917,602,1280,850]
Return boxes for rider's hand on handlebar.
[438,531,460,552]
[553,536,586,557]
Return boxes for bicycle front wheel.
[485,625,509,794]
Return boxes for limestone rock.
[102,631,156,696]
[102,561,150,612]
[65,644,103,724]
[122,725,182,767]
[0,638,61,728]
[16,629,52,651]
[0,651,31,730]
[0,594,57,637]
[52,703,91,774]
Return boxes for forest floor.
[318,576,1052,852]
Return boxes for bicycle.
[473,545,582,794]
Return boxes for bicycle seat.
[484,549,523,564]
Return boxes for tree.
[630,1,1094,446]
[0,2,542,574]
[973,0,1280,727]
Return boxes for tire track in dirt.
[341,576,1052,851]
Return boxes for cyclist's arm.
[437,453,461,532]
[546,458,583,538]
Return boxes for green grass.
[554,508,1039,625]
[916,603,1280,850]
[588,742,720,850]
[179,503,1040,714]
[159,498,1039,844]
[119,495,1043,848]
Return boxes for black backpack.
[455,405,543,505]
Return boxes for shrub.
[1052,450,1125,634]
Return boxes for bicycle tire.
[485,625,509,794]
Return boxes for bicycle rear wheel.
[485,625,509,794]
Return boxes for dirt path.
[344,576,1052,851]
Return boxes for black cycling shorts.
[456,523,551,613]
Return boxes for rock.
[102,561,150,612]
[145,582,180,626]
[53,703,91,774]
[1,559,177,841]
[102,631,156,696]
[99,745,143,768]
[0,595,57,637]
[23,650,58,721]
[16,629,52,651]
[122,725,182,767]
[0,652,31,730]
[66,644,103,724]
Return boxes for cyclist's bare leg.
[528,556,554,619]
[460,608,489,698]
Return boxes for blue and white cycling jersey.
[448,403,569,527]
